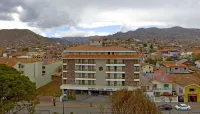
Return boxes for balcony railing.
[153,87,172,91]
[106,76,125,79]
[106,62,124,64]
[106,69,124,72]
[75,76,96,78]
[134,76,140,79]
[75,68,96,71]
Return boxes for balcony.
[106,76,125,79]
[75,76,96,79]
[106,68,125,72]
[134,76,140,79]
[75,68,96,71]
[106,62,124,64]
[75,62,96,66]
[153,87,172,91]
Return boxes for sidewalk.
[37,101,110,109]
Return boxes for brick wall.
[65,59,75,84]
[124,60,135,86]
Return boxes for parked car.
[175,104,191,110]
[158,104,172,110]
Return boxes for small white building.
[0,58,62,88]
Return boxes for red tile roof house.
[150,72,178,102]
[158,62,189,75]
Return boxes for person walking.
[53,98,56,106]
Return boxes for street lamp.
[62,95,67,114]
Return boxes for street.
[34,95,200,114]
[35,106,200,114]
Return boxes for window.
[99,41,101,43]
[122,74,125,79]
[114,74,117,79]
[189,88,195,92]
[82,80,85,85]
[164,84,169,88]
[88,80,91,85]
[122,81,125,86]
[154,92,160,97]
[107,59,110,64]
[114,66,117,71]
[153,84,157,90]
[108,52,110,55]
[114,81,117,86]
[175,67,178,70]
[42,71,45,74]
[114,60,117,64]
[108,81,110,86]
[184,68,187,70]
[42,66,45,69]
[112,52,114,55]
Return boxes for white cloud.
[1,0,200,37]
[52,27,110,37]
[40,33,46,37]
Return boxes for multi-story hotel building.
[61,38,141,96]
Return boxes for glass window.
[164,84,169,88]
[189,88,195,92]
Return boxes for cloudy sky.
[1,0,200,37]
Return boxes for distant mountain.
[61,37,92,44]
[102,26,200,41]
[55,26,200,44]
[49,38,72,45]
[1,27,200,47]
[0,29,53,47]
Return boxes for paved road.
[35,106,200,114]
[35,107,111,114]
[35,95,200,114]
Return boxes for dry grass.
[36,77,62,97]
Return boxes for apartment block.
[60,38,141,96]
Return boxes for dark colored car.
[158,104,173,110]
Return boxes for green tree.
[0,64,37,114]
[143,43,147,47]
[150,44,153,49]
[21,47,29,52]
[166,57,172,61]
[193,54,200,61]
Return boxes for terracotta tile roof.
[192,52,200,56]
[153,73,174,83]
[172,73,200,87]
[66,45,132,51]
[162,63,187,67]
[62,55,140,59]
[0,58,40,67]
[43,60,61,65]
